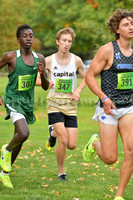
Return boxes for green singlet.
[4,50,40,124]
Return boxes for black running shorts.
[48,112,78,128]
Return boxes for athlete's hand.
[71,88,81,101]
[103,98,116,115]
[37,62,45,74]
[49,80,54,89]
[0,97,3,105]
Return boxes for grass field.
[0,76,133,200]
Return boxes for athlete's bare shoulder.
[37,53,45,64]
[74,54,82,62]
[73,54,84,70]
[98,42,113,58]
[45,55,52,70]
[2,51,16,62]
[0,51,16,69]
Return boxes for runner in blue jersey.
[83,9,133,200]
[0,24,52,188]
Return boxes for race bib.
[55,79,72,93]
[117,72,133,89]
[18,74,36,91]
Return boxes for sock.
[51,131,54,137]
[2,170,9,176]
[58,173,66,177]
[5,144,12,153]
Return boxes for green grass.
[0,76,133,200]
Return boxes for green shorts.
[5,104,36,124]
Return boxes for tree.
[0,0,33,58]
[0,0,133,61]
[28,0,133,59]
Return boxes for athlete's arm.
[85,42,116,115]
[37,53,49,90]
[0,52,16,72]
[36,55,54,89]
[71,56,86,101]
[0,96,3,105]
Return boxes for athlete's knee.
[127,144,133,156]
[103,154,117,165]
[58,137,68,148]
[67,142,77,150]
[22,132,29,142]
[125,148,133,164]
[20,128,30,142]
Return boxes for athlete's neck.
[20,48,32,56]
[117,38,133,56]
[55,51,71,66]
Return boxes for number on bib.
[55,79,72,93]
[18,74,36,91]
[117,72,133,89]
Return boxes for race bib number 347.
[18,74,36,91]
[117,72,133,89]
[55,78,72,93]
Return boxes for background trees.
[0,0,133,61]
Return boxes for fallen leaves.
[30,163,35,167]
[42,165,46,168]
[77,178,84,181]
[42,184,49,189]
[105,194,111,198]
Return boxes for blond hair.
[56,27,76,41]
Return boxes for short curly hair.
[107,9,133,39]
[16,24,33,38]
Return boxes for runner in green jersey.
[0,24,52,188]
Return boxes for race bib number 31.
[18,74,36,91]
[55,79,72,93]
[117,72,133,89]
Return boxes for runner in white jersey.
[36,27,86,180]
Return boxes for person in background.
[36,27,86,181]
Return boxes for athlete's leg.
[6,118,29,152]
[11,145,22,165]
[53,122,68,175]
[93,120,118,164]
[66,127,78,150]
[115,113,133,197]
[2,118,29,174]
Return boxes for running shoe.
[58,173,67,181]
[83,134,99,162]
[0,144,12,172]
[0,173,13,188]
[48,125,56,147]
[114,197,125,200]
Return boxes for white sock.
[51,131,54,136]
[4,145,11,153]
[58,173,66,177]
[1,170,9,176]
